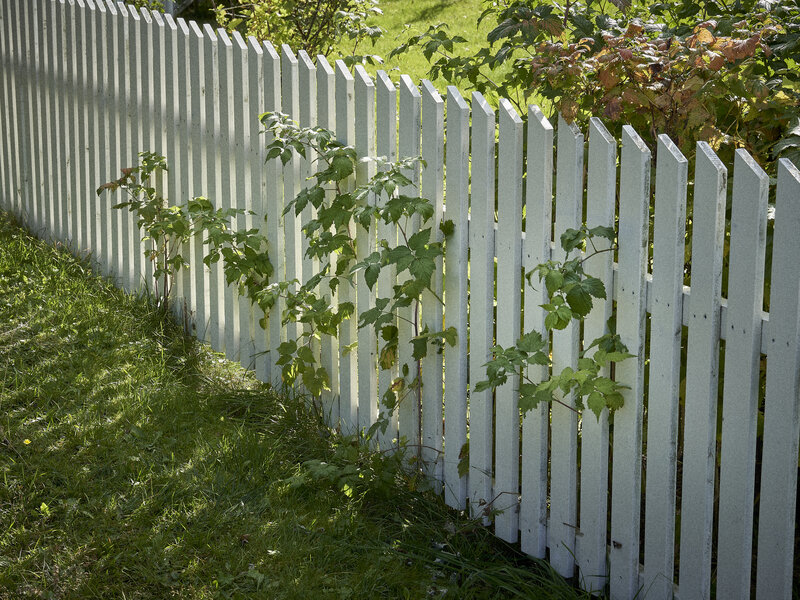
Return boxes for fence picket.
[468,92,495,522]
[263,41,284,383]
[28,0,45,236]
[187,20,208,339]
[335,60,358,435]
[215,29,238,358]
[115,2,134,290]
[281,45,302,349]
[678,142,727,600]
[609,126,650,600]
[138,8,155,287]
[443,86,468,510]
[94,2,112,273]
[576,117,616,592]
[375,70,398,450]
[246,36,268,380]
[0,0,9,212]
[493,98,523,543]
[643,135,687,599]
[716,150,769,600]
[316,54,338,423]
[755,158,800,600]
[549,115,583,576]
[520,105,552,559]
[397,75,422,452]
[420,79,445,488]
[355,65,378,436]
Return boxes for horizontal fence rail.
[1,1,799,599]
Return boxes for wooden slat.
[5,0,22,219]
[129,6,145,289]
[678,142,727,600]
[116,2,134,290]
[493,98,523,543]
[576,117,616,592]
[187,20,208,338]
[609,126,650,600]
[95,1,112,273]
[716,149,769,600]
[520,105,552,559]
[397,74,422,452]
[316,54,338,423]
[232,30,253,366]
[468,91,495,522]
[443,86,468,510]
[281,45,302,349]
[549,115,583,577]
[375,70,398,449]
[420,79,444,488]
[137,8,154,287]
[355,64,378,436]
[216,28,238,359]
[0,0,11,212]
[755,158,800,600]
[27,0,45,236]
[246,35,268,380]
[108,1,125,281]
[263,41,284,383]
[335,59,358,435]
[643,134,687,599]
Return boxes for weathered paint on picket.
[467,92,495,523]
[549,115,583,577]
[576,116,616,594]
[442,86,469,510]
[3,5,799,598]
[716,150,769,600]
[679,142,727,600]
[375,69,399,451]
[519,105,552,560]
[643,135,687,600]
[493,98,523,544]
[420,79,445,490]
[609,126,650,600]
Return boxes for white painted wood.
[576,116,616,593]
[231,30,252,366]
[678,142,727,600]
[27,0,45,236]
[217,28,239,360]
[716,149,769,600]
[355,64,378,437]
[137,8,154,287]
[316,53,338,424]
[420,79,444,488]
[549,115,583,577]
[297,49,319,388]
[128,6,145,289]
[89,1,107,270]
[263,41,284,384]
[520,105,552,559]
[94,1,112,273]
[281,45,302,348]
[375,69,398,450]
[202,23,222,350]
[187,20,208,339]
[246,35,268,380]
[493,98,523,544]
[397,74,422,454]
[609,126,650,600]
[3,0,20,219]
[468,91,495,522]
[755,158,800,600]
[443,86,468,510]
[643,134,687,600]
[108,1,126,281]
[335,59,358,435]
[115,1,134,289]
[65,1,80,250]
[12,0,30,223]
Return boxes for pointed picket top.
[354,63,373,90]
[262,40,279,61]
[297,48,315,73]
[399,73,421,100]
[231,29,247,50]
[138,5,151,22]
[247,35,262,54]
[202,23,217,42]
[335,58,353,82]
[376,69,395,95]
[420,78,443,106]
[188,19,202,38]
[281,42,296,65]
[471,90,492,117]
[317,53,334,76]
[163,11,176,29]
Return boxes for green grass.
[0,209,590,599]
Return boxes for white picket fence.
[2,1,799,598]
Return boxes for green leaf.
[586,391,606,420]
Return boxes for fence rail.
[2,1,799,598]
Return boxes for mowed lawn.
[0,210,587,599]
